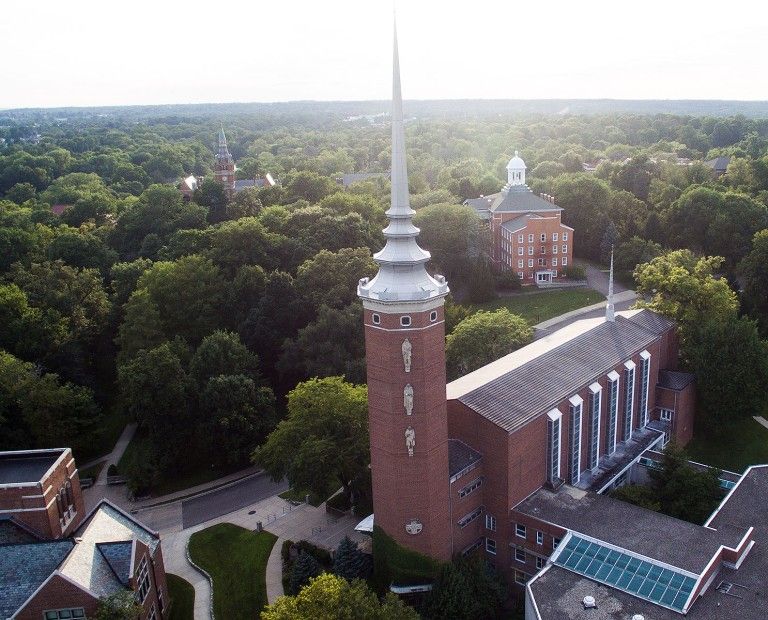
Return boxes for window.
[606,371,619,455]
[371,313,380,325]
[458,506,483,528]
[44,611,85,620]
[461,538,483,557]
[562,257,568,266]
[540,233,547,242]
[553,270,557,277]
[553,536,562,549]
[569,395,583,485]
[547,409,562,484]
[538,258,545,267]
[486,538,497,555]
[147,605,158,620]
[553,232,559,241]
[518,272,524,279]
[528,259,534,268]
[528,245,534,255]
[518,234,524,243]
[540,245,546,254]
[552,257,558,267]
[528,234,534,243]
[529,272,534,279]
[158,587,165,612]
[536,531,544,545]
[563,232,568,241]
[514,570,528,585]
[136,556,151,603]
[515,547,526,562]
[562,244,568,253]
[430,310,437,322]
[660,408,674,422]
[518,259,523,268]
[552,244,558,254]
[639,351,651,427]
[624,360,636,441]
[516,523,526,538]
[536,556,544,570]
[588,383,601,471]
[486,514,497,531]
[518,246,524,256]
[400,316,411,327]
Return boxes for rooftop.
[448,439,482,480]
[447,310,674,432]
[0,449,67,485]
[658,370,695,391]
[465,184,562,215]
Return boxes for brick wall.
[15,574,99,620]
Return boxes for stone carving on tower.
[402,338,412,372]
[404,384,414,415]
[405,427,415,457]
[405,519,423,535]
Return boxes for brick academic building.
[357,27,768,620]
[0,449,169,620]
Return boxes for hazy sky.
[1,0,766,109]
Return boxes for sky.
[1,0,767,109]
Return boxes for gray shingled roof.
[0,517,40,545]
[448,439,482,478]
[97,541,133,586]
[0,540,74,619]
[500,214,537,233]
[492,185,562,214]
[658,370,695,391]
[458,310,674,432]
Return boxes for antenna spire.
[606,246,615,322]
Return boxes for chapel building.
[465,155,574,284]
[359,25,767,620]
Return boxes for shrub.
[289,551,321,595]
[495,269,521,291]
[333,536,371,581]
[562,264,586,280]
[107,464,118,477]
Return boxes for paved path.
[265,536,286,605]
[753,416,768,431]
[93,423,137,486]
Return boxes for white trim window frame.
[607,371,620,455]
[486,514,497,532]
[547,409,562,484]
[623,360,636,441]
[588,382,602,470]
[639,350,651,427]
[486,538,497,555]
[569,395,583,485]
[536,530,544,545]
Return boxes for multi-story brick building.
[0,449,168,620]
[360,27,768,620]
[465,154,574,284]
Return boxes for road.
[180,472,288,529]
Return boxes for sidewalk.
[94,423,137,486]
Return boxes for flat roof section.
[0,449,66,485]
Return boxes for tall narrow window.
[588,382,602,470]
[569,395,583,485]
[639,350,651,428]
[547,409,562,485]
[606,371,620,455]
[623,360,636,441]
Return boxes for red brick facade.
[364,303,453,561]
[14,574,99,620]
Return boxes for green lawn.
[686,416,768,473]
[188,523,277,619]
[471,287,603,325]
[166,573,195,620]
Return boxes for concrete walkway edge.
[535,290,637,330]
[265,536,285,605]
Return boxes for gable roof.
[96,541,134,586]
[448,309,674,432]
[0,517,40,545]
[0,540,74,619]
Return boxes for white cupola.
[506,150,527,186]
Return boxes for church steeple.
[213,125,236,197]
[358,23,448,302]
[216,125,233,164]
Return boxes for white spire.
[357,20,448,304]
[606,246,615,322]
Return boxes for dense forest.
[2,102,768,491]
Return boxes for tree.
[609,484,661,512]
[285,171,337,203]
[740,229,768,332]
[295,248,377,310]
[94,591,143,620]
[685,317,768,427]
[614,236,662,275]
[289,551,322,595]
[446,309,533,380]
[227,186,262,219]
[332,536,370,581]
[600,221,619,264]
[263,573,419,620]
[193,178,229,223]
[421,556,507,620]
[649,444,723,524]
[189,330,260,386]
[633,250,738,348]
[254,377,368,503]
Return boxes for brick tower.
[214,126,236,197]
[357,25,452,561]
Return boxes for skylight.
[553,534,696,613]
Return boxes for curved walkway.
[163,527,213,620]
[265,536,285,605]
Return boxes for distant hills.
[3,99,768,121]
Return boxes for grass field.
[188,523,277,619]
[686,416,768,473]
[471,287,603,325]
[166,573,195,620]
